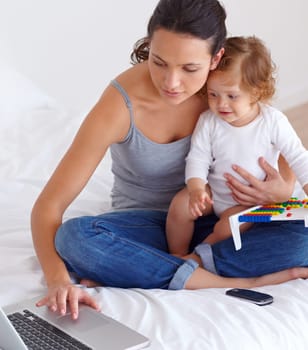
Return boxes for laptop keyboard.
[8,309,92,350]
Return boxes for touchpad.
[56,308,109,333]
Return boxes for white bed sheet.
[1,72,308,349]
[1,183,308,350]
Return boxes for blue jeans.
[55,209,308,289]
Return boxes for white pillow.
[0,63,113,215]
[0,62,57,128]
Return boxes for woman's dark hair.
[130,0,227,64]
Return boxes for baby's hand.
[189,189,213,217]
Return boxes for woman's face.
[148,29,223,105]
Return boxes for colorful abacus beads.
[239,206,285,223]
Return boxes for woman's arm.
[31,85,130,319]
[224,155,296,206]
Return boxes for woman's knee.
[269,223,308,267]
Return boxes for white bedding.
[1,65,308,350]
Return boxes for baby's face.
[206,70,259,127]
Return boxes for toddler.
[166,36,308,256]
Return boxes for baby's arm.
[187,178,213,217]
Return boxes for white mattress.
[1,65,308,350]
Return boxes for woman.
[31,0,308,320]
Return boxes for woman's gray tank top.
[109,80,191,211]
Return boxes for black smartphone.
[225,288,274,306]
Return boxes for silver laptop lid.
[0,307,27,350]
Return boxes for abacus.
[229,198,308,250]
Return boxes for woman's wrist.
[44,263,72,288]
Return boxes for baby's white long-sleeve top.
[185,104,308,216]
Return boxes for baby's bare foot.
[80,279,102,288]
[182,253,203,266]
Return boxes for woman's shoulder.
[83,66,150,144]
[115,62,154,98]
[116,61,147,80]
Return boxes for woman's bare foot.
[80,279,102,288]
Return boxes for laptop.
[0,296,150,350]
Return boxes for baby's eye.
[208,92,217,98]
[228,95,238,100]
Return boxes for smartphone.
[225,288,274,306]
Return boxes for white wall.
[0,0,157,114]
[1,0,307,113]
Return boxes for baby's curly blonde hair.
[216,36,276,103]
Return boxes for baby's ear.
[250,87,262,103]
[210,48,224,70]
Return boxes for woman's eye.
[153,60,164,67]
[183,67,198,73]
